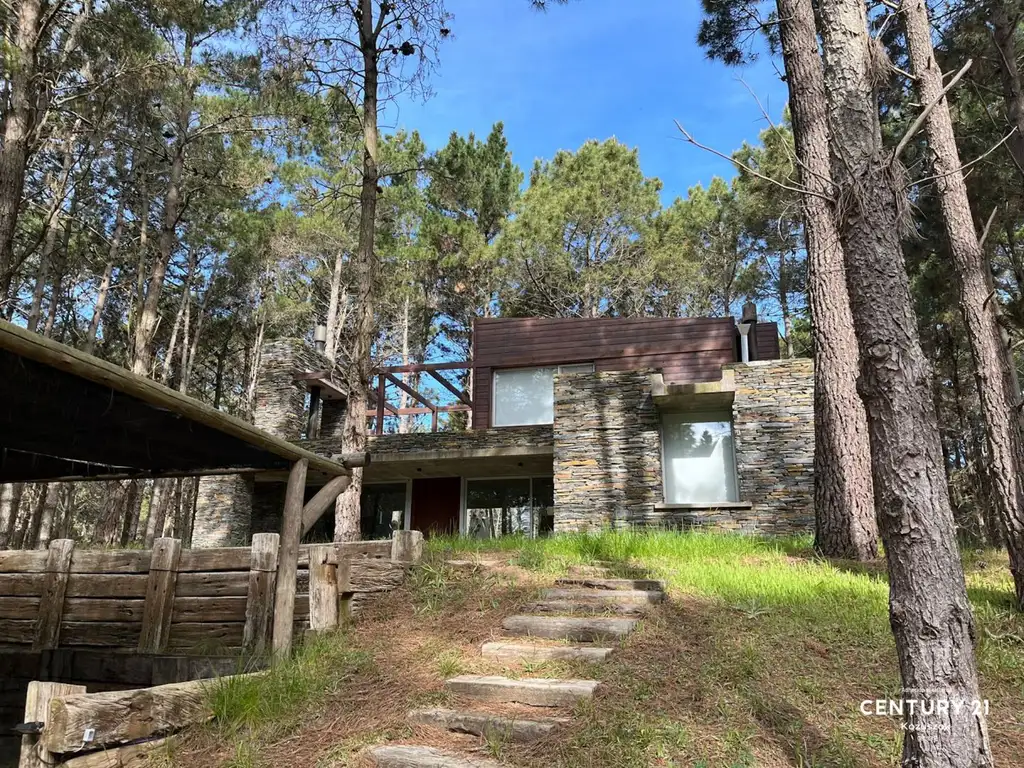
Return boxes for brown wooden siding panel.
[753,322,781,360]
[473,366,492,430]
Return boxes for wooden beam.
[32,539,73,651]
[384,373,436,409]
[301,475,351,536]
[272,458,308,657]
[292,372,347,401]
[137,538,181,654]
[426,369,472,405]
[242,533,279,657]
[375,362,469,373]
[19,681,86,768]
[0,320,351,479]
[60,736,179,768]
[365,405,472,417]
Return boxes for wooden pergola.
[0,320,365,656]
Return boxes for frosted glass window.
[662,412,739,504]
[492,364,594,427]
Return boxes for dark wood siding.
[472,317,762,427]
[753,322,781,360]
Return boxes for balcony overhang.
[649,370,736,412]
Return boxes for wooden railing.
[369,362,473,434]
[0,532,421,657]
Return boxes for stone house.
[192,312,815,546]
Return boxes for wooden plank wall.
[471,317,748,428]
[0,539,396,656]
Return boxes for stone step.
[501,615,638,642]
[365,745,504,767]
[408,707,567,742]
[522,599,649,616]
[541,588,665,603]
[446,675,598,707]
[480,641,614,662]
[554,577,665,592]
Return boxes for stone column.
[191,475,255,547]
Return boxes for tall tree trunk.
[132,33,195,376]
[904,0,1024,610]
[325,249,345,362]
[0,0,42,301]
[814,0,992,761]
[85,200,126,355]
[31,484,53,549]
[0,483,25,548]
[161,248,195,385]
[336,0,381,542]
[119,480,140,546]
[27,222,59,332]
[775,0,877,560]
[991,1,1024,181]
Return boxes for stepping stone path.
[365,566,667,767]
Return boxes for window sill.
[654,501,752,510]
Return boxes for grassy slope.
[176,532,1024,768]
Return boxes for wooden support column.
[375,375,386,435]
[272,458,308,657]
[307,385,322,439]
[242,533,280,657]
[308,544,338,632]
[18,681,86,768]
[138,538,181,653]
[300,474,351,536]
[32,539,74,651]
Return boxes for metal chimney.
[313,324,327,354]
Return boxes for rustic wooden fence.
[0,532,421,658]
[6,530,424,767]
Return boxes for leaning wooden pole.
[272,458,308,658]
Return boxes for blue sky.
[387,0,789,204]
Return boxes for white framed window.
[661,411,739,504]
[492,363,595,427]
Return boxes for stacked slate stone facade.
[728,358,815,533]
[552,371,662,531]
[193,338,334,546]
[303,425,553,457]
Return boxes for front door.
[410,477,461,537]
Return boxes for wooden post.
[18,681,86,768]
[242,533,280,657]
[308,544,337,631]
[272,458,308,657]
[391,530,424,564]
[337,555,353,626]
[375,375,386,435]
[300,474,351,536]
[138,538,181,654]
[32,539,74,651]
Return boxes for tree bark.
[132,33,195,376]
[0,483,25,549]
[814,0,992,761]
[0,0,42,301]
[904,0,1024,610]
[85,199,126,355]
[775,0,877,560]
[336,0,382,542]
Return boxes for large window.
[465,477,555,538]
[661,412,739,504]
[492,364,595,427]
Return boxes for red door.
[410,477,461,537]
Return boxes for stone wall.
[553,371,662,531]
[303,425,553,457]
[191,475,255,547]
[728,358,815,534]
[254,338,332,441]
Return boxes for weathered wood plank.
[272,459,308,657]
[177,548,251,573]
[0,574,45,596]
[175,571,248,597]
[33,540,75,651]
[171,596,247,623]
[41,680,215,753]
[69,551,151,574]
[0,619,37,644]
[66,574,148,598]
[0,551,48,574]
[59,622,140,648]
[19,681,87,768]
[0,597,40,620]
[63,598,146,622]
[59,735,179,767]
[308,545,337,632]
[242,532,279,657]
[390,531,423,564]
[349,560,408,593]
[165,622,244,653]
[299,540,393,566]
[137,539,181,654]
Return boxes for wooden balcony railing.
[368,362,472,434]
